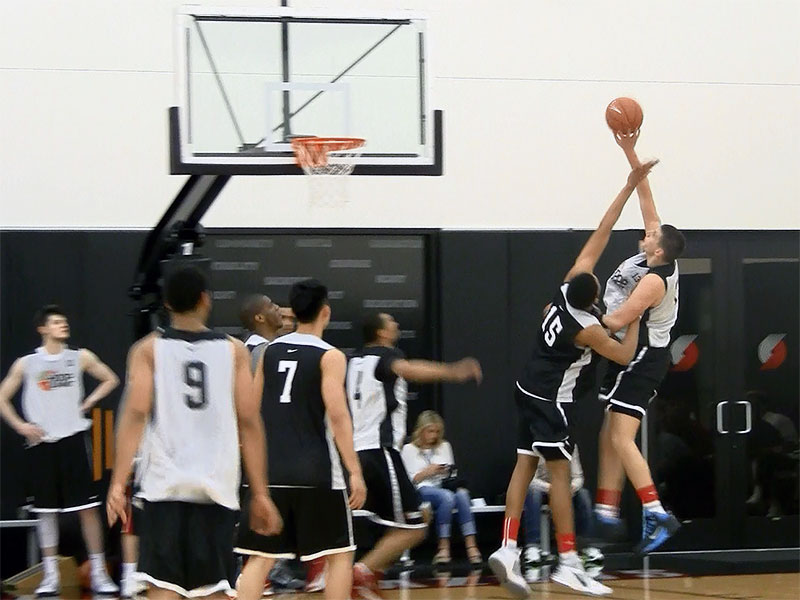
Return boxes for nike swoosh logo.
[287,349,298,353]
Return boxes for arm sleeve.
[441,441,455,466]
[401,443,425,482]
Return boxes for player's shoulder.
[271,332,334,352]
[130,332,160,361]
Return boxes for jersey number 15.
[542,305,564,347]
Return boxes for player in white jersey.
[0,304,120,596]
[346,312,482,599]
[593,131,686,555]
[107,266,282,599]
[239,294,283,362]
[235,279,366,600]
[488,163,654,598]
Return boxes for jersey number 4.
[278,360,298,403]
[542,305,564,347]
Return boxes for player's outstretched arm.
[391,357,482,385]
[108,336,155,526]
[615,131,661,232]
[575,318,640,365]
[236,344,283,536]
[79,349,120,412]
[321,349,366,509]
[602,273,665,334]
[565,159,659,281]
[0,358,46,445]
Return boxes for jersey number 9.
[184,361,208,409]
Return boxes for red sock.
[596,488,622,508]
[636,484,659,504]
[556,533,576,554]
[502,517,520,547]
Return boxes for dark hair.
[566,272,599,310]
[34,305,66,328]
[164,266,209,313]
[239,294,267,330]
[289,279,328,323]
[362,312,387,344]
[658,224,685,263]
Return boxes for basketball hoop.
[291,137,365,206]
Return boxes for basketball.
[605,97,643,134]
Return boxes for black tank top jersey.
[260,332,345,490]
[516,283,601,403]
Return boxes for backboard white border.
[175,5,432,167]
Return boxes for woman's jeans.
[418,485,477,539]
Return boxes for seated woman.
[401,410,481,565]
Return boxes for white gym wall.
[1,1,798,229]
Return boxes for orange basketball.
[605,97,643,134]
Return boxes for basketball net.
[291,137,365,207]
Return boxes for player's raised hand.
[614,129,640,151]
[106,483,127,527]
[348,472,367,509]
[627,159,659,188]
[250,492,283,536]
[453,358,483,384]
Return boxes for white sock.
[42,556,59,579]
[89,553,107,576]
[504,539,518,550]
[122,562,136,580]
[595,504,619,519]
[643,500,666,514]
[559,550,579,565]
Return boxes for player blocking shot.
[235,279,366,600]
[107,266,282,599]
[489,160,657,598]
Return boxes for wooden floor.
[8,572,799,600]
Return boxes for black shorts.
[235,487,355,561]
[515,387,573,462]
[601,346,670,420]
[137,500,237,596]
[358,448,426,529]
[27,431,100,512]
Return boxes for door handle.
[716,401,729,434]
[735,400,752,434]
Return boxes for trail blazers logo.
[669,335,698,372]
[758,334,787,371]
[37,370,75,391]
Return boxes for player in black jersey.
[235,279,366,600]
[489,161,655,598]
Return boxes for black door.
[726,232,799,548]
[645,231,799,551]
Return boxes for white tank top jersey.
[603,252,680,348]
[138,328,240,510]
[347,346,408,451]
[21,347,89,442]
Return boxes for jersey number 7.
[278,360,298,403]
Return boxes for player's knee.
[609,429,636,454]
